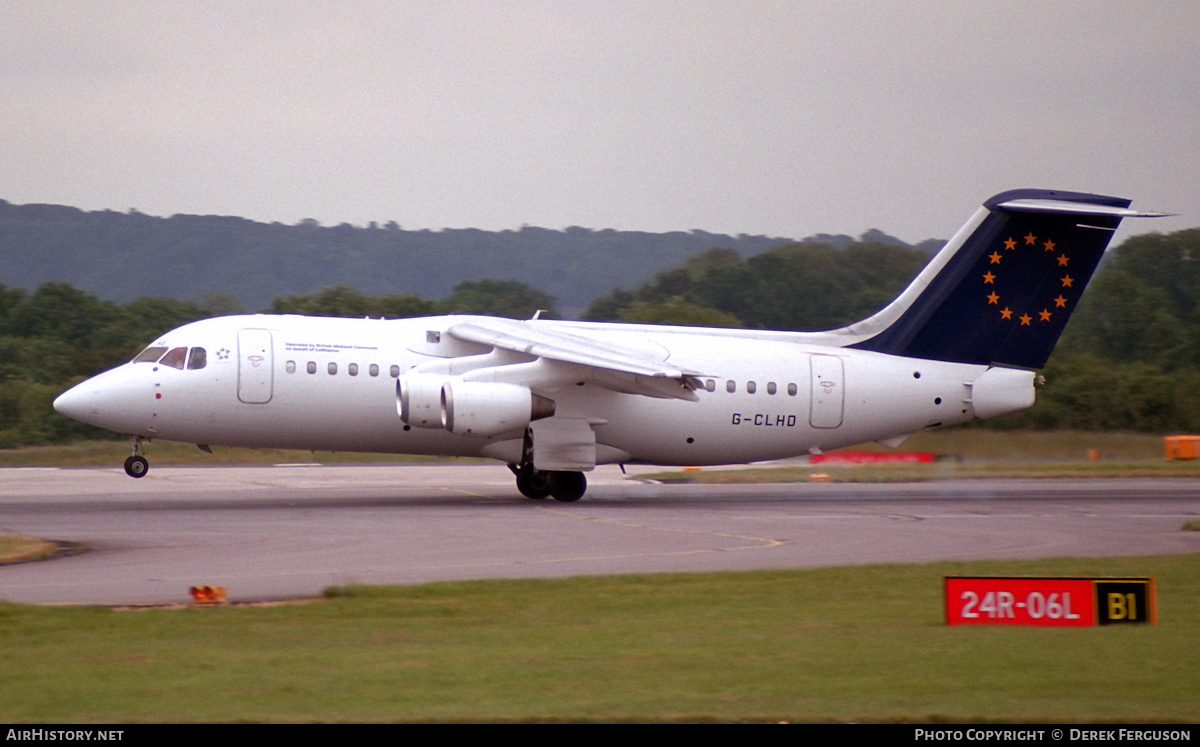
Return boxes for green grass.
[0,535,59,565]
[1,555,1197,722]
[836,429,1173,462]
[0,440,472,468]
[643,429,1200,484]
[2,430,1190,477]
[648,460,1200,484]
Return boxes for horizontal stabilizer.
[994,198,1169,219]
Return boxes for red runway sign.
[945,577,1155,627]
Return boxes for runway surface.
[1,463,1197,605]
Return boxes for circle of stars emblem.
[983,231,1075,326]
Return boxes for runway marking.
[532,504,783,554]
[437,487,489,498]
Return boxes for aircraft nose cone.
[53,382,98,423]
[53,367,153,434]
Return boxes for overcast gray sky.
[3,1,1197,246]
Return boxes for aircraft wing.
[445,317,705,401]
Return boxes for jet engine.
[441,381,556,437]
[397,373,447,428]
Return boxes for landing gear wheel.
[515,466,551,500]
[549,471,586,502]
[124,455,149,478]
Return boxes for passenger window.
[188,347,207,370]
[328,362,338,375]
[286,360,296,374]
[307,361,317,374]
[746,381,757,394]
[705,379,715,393]
[767,382,776,395]
[787,383,798,396]
[133,346,168,363]
[348,363,359,376]
[369,364,380,377]
[390,365,400,378]
[159,347,187,370]
[726,380,736,393]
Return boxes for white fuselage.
[55,313,1034,467]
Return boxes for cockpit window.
[133,346,168,363]
[187,347,207,370]
[159,347,188,370]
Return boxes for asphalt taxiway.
[0,464,1197,605]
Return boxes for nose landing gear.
[124,455,148,478]
[124,436,149,478]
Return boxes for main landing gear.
[510,464,587,502]
[510,426,587,502]
[124,436,149,478]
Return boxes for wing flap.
[446,318,704,401]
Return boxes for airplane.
[53,189,1163,501]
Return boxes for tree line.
[2,228,1198,446]
[0,200,814,317]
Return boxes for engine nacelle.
[441,381,556,437]
[397,373,447,429]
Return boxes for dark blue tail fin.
[847,189,1159,369]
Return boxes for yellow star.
[1019,313,1032,326]
[1061,274,1074,288]
[1004,237,1017,251]
[1000,307,1013,320]
[989,251,1002,264]
[1024,232,1037,246]
[1039,309,1052,322]
[987,292,1000,305]
[983,271,996,284]
[1057,254,1069,266]
[1054,295,1068,308]
[1043,239,1056,252]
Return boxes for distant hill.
[0,200,941,315]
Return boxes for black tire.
[124,455,149,478]
[515,466,551,500]
[549,471,586,502]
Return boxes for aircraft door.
[809,354,844,428]
[237,329,274,404]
